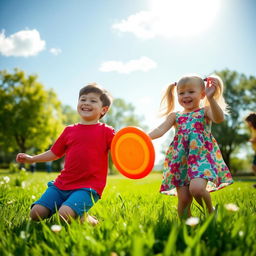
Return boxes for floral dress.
[160,108,233,195]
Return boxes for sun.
[149,0,221,37]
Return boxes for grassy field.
[0,169,256,256]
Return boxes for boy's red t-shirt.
[51,123,115,196]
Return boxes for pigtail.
[159,83,176,117]
[204,74,229,114]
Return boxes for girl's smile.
[177,83,205,112]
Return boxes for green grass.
[0,170,256,256]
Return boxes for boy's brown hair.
[79,83,112,118]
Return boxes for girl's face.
[77,92,108,124]
[177,82,205,112]
[246,121,253,128]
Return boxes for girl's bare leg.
[189,178,214,213]
[176,186,193,218]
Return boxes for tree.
[0,69,64,155]
[211,69,256,169]
[103,98,147,131]
[62,105,80,125]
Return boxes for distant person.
[149,75,233,218]
[245,113,256,187]
[30,162,36,173]
[16,83,115,225]
[46,161,52,173]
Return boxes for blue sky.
[1,0,256,162]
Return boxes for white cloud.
[112,0,221,39]
[112,11,157,39]
[49,48,62,56]
[0,29,45,57]
[99,56,157,74]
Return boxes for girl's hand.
[16,153,34,163]
[205,77,219,100]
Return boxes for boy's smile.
[77,93,108,124]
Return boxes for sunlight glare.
[150,0,221,37]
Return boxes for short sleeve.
[51,127,69,157]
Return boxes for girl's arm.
[149,112,176,140]
[16,150,59,164]
[205,99,225,123]
[205,78,225,123]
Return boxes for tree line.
[0,69,255,173]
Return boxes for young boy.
[16,83,115,224]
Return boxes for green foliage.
[0,172,255,255]
[230,157,252,174]
[62,105,80,125]
[9,163,20,173]
[0,69,64,153]
[212,70,256,168]
[103,98,147,131]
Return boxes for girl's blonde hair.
[160,74,228,116]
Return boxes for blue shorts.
[32,181,100,217]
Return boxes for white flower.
[51,224,62,232]
[7,200,15,205]
[185,217,200,226]
[224,203,239,212]
[3,176,10,183]
[238,231,244,237]
[21,181,26,188]
[31,195,36,200]
[20,230,29,239]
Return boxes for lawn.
[0,169,256,256]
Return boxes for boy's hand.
[205,77,219,100]
[16,153,34,163]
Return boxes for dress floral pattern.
[160,108,233,195]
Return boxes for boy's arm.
[149,112,176,140]
[16,150,59,164]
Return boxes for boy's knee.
[30,205,50,221]
[58,205,77,222]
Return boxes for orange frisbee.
[111,126,155,179]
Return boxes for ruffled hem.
[160,180,234,196]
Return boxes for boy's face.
[77,93,108,124]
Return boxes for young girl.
[149,75,233,217]
[245,113,256,180]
